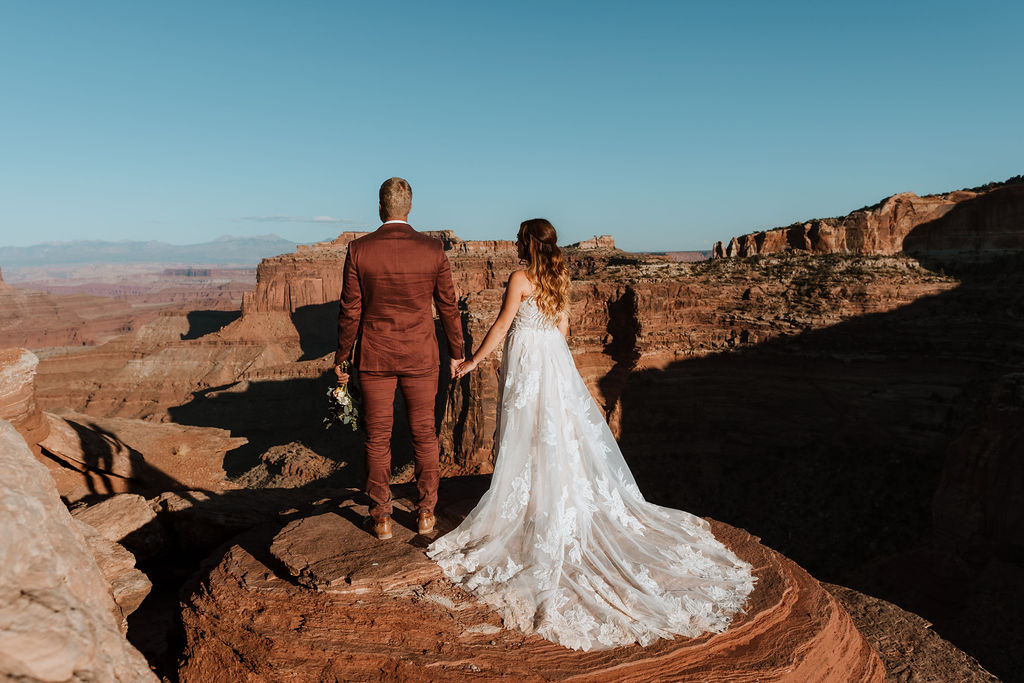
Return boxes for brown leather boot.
[417,510,435,535]
[364,514,392,540]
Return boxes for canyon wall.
[440,255,958,469]
[2,346,246,503]
[0,263,256,350]
[240,230,518,315]
[0,282,150,349]
[712,181,1024,259]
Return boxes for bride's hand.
[454,359,478,379]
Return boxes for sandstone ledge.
[178,479,884,682]
[824,583,998,682]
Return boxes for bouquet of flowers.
[324,360,361,431]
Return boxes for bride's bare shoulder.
[507,269,533,298]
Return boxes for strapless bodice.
[510,295,559,334]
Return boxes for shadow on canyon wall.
[168,316,459,479]
[181,310,240,340]
[290,302,336,361]
[615,248,1023,679]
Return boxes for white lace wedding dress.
[427,295,756,651]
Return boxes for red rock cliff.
[712,180,1024,259]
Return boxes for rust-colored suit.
[335,222,463,520]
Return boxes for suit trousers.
[359,367,440,521]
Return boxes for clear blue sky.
[1,1,1020,251]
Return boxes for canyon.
[2,177,1022,680]
[0,263,256,350]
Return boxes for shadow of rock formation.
[613,248,1024,679]
[181,310,240,341]
[289,302,337,361]
[168,374,360,479]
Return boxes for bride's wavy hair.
[517,218,570,322]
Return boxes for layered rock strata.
[0,419,156,682]
[824,584,998,682]
[440,255,958,468]
[0,279,157,349]
[34,313,301,420]
[712,180,1024,259]
[240,229,518,316]
[0,348,48,446]
[11,264,255,310]
[177,478,885,682]
[70,493,167,563]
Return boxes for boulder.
[71,493,165,563]
[0,348,48,445]
[73,518,153,633]
[0,419,156,681]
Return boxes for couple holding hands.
[331,177,755,652]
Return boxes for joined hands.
[453,357,478,380]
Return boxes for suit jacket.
[334,222,464,372]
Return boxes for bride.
[426,219,756,652]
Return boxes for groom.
[333,177,464,540]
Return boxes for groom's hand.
[333,365,349,385]
[449,357,464,380]
[454,358,478,379]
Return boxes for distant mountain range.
[0,234,313,267]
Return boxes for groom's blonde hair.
[379,177,412,219]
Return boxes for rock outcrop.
[70,493,167,563]
[240,229,516,317]
[572,234,615,249]
[824,584,998,682]
[177,478,885,682]
[34,312,302,420]
[0,419,156,681]
[1,345,246,502]
[0,348,49,446]
[72,516,153,634]
[712,179,1024,259]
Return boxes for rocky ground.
[176,478,886,682]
